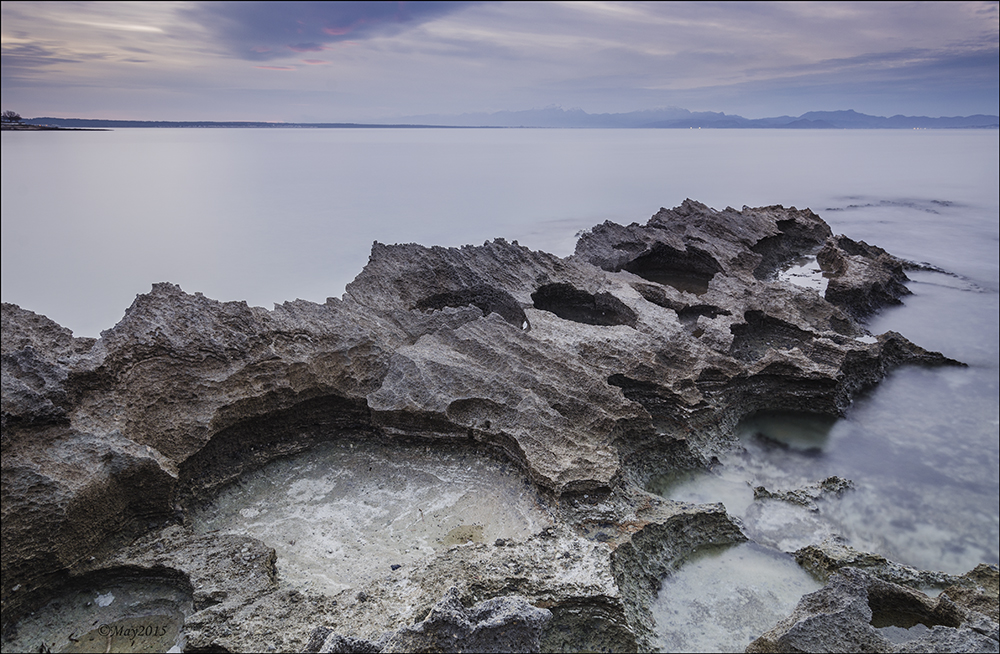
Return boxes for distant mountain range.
[23,108,999,129]
[385,107,999,129]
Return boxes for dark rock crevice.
[621,243,723,295]
[729,310,816,362]
[531,283,637,327]
[177,393,375,507]
[751,216,833,280]
[867,579,964,630]
[415,285,529,330]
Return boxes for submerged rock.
[752,475,855,512]
[1,201,970,651]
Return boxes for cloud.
[183,1,480,61]
[733,43,1000,91]
[68,20,165,34]
[2,1,996,120]
[0,37,114,85]
[1,40,83,70]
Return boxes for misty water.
[3,128,997,651]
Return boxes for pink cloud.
[254,65,296,71]
[301,59,328,65]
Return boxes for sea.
[2,127,998,652]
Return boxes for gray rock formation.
[306,586,552,653]
[1,200,971,651]
[794,537,968,588]
[746,565,999,653]
[753,476,854,511]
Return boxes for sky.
[2,1,998,121]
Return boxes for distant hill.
[794,110,1000,129]
[385,106,999,129]
[22,109,999,130]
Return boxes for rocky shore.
[3,200,996,652]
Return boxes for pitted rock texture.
[1,201,967,650]
[746,565,1000,653]
[753,476,855,512]
[307,586,552,653]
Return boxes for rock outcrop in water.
[747,562,999,653]
[2,200,974,651]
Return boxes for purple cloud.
[185,1,480,61]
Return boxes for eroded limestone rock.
[794,537,966,588]
[753,475,855,511]
[746,565,1000,653]
[1,201,971,651]
[307,586,552,654]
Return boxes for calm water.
[3,128,998,651]
[2,128,996,337]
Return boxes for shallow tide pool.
[651,542,823,653]
[188,440,555,595]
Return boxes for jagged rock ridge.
[2,200,976,651]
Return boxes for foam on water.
[188,440,554,594]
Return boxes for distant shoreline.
[9,122,999,131]
[1,123,109,132]
[16,119,484,130]
[13,112,1000,131]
